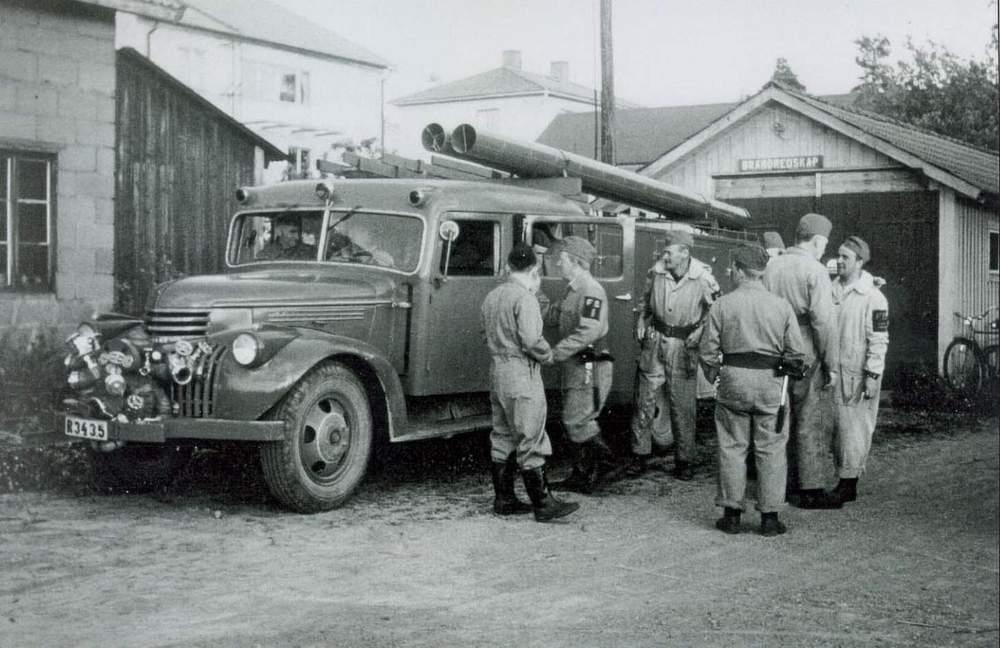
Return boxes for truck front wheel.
[260,361,373,512]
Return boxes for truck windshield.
[324,210,423,272]
[231,210,423,272]
[232,210,324,264]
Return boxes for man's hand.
[863,375,879,399]
[824,368,839,390]
[635,323,647,343]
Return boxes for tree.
[852,25,999,151]
[771,58,806,92]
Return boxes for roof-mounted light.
[235,187,254,205]
[315,180,335,202]
[408,188,434,207]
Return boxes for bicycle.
[942,306,999,398]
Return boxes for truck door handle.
[615,293,632,302]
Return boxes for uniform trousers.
[631,334,697,462]
[489,358,551,469]
[714,366,788,513]
[786,361,836,491]
[561,360,613,444]
[833,371,882,479]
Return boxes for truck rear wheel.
[260,361,373,512]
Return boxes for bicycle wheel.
[943,337,985,397]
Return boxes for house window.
[990,231,999,273]
[280,73,297,102]
[475,108,499,131]
[1,150,54,291]
[279,72,309,104]
[285,147,311,180]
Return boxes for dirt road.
[1,414,997,648]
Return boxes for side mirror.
[438,221,460,281]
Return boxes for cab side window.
[441,220,497,276]
[533,221,623,279]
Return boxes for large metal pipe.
[426,123,750,227]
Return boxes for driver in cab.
[256,215,317,261]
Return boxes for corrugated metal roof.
[782,84,999,193]
[391,65,638,108]
[169,0,389,68]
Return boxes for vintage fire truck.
[61,125,753,512]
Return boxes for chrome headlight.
[232,333,261,367]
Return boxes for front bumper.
[65,415,285,444]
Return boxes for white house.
[389,50,638,160]
[115,0,390,182]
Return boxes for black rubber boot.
[830,478,858,504]
[625,454,649,478]
[550,443,595,494]
[490,455,532,516]
[760,512,788,537]
[796,488,843,509]
[522,467,580,522]
[715,507,742,534]
[674,460,695,482]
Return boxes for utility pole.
[599,0,615,165]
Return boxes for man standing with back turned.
[763,213,841,509]
[627,230,719,481]
[828,235,889,506]
[481,243,579,522]
[700,244,807,536]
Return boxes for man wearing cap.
[541,236,616,494]
[700,244,807,536]
[627,229,720,481]
[763,213,841,509]
[481,243,579,522]
[763,231,785,261]
[827,235,889,506]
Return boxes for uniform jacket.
[638,257,719,343]
[831,270,889,379]
[543,271,609,363]
[480,279,553,365]
[763,245,839,370]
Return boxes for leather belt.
[651,317,697,339]
[722,352,782,370]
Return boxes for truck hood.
[149,267,399,310]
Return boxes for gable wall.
[650,102,897,196]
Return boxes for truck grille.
[146,310,210,339]
[171,344,227,417]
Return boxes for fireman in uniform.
[541,236,616,494]
[828,236,889,505]
[763,213,841,509]
[481,243,579,522]
[627,230,720,481]
[699,244,806,536]
[763,231,785,261]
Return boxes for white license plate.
[65,415,109,441]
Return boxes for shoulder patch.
[872,309,889,332]
[582,296,603,320]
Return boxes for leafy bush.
[0,327,67,439]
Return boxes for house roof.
[537,92,862,167]
[118,47,286,162]
[139,0,390,69]
[78,0,185,21]
[391,65,638,108]
[783,84,999,194]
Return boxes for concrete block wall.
[0,0,116,340]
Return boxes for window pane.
[441,220,496,276]
[990,232,999,271]
[17,243,49,289]
[18,203,48,243]
[545,222,623,279]
[0,155,7,202]
[16,159,47,200]
[280,73,296,102]
[0,193,6,241]
[0,244,7,287]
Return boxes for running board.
[391,415,492,443]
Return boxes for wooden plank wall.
[956,197,1000,325]
[115,52,257,315]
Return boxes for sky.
[284,0,998,108]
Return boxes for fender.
[212,328,408,437]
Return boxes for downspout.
[145,20,160,57]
